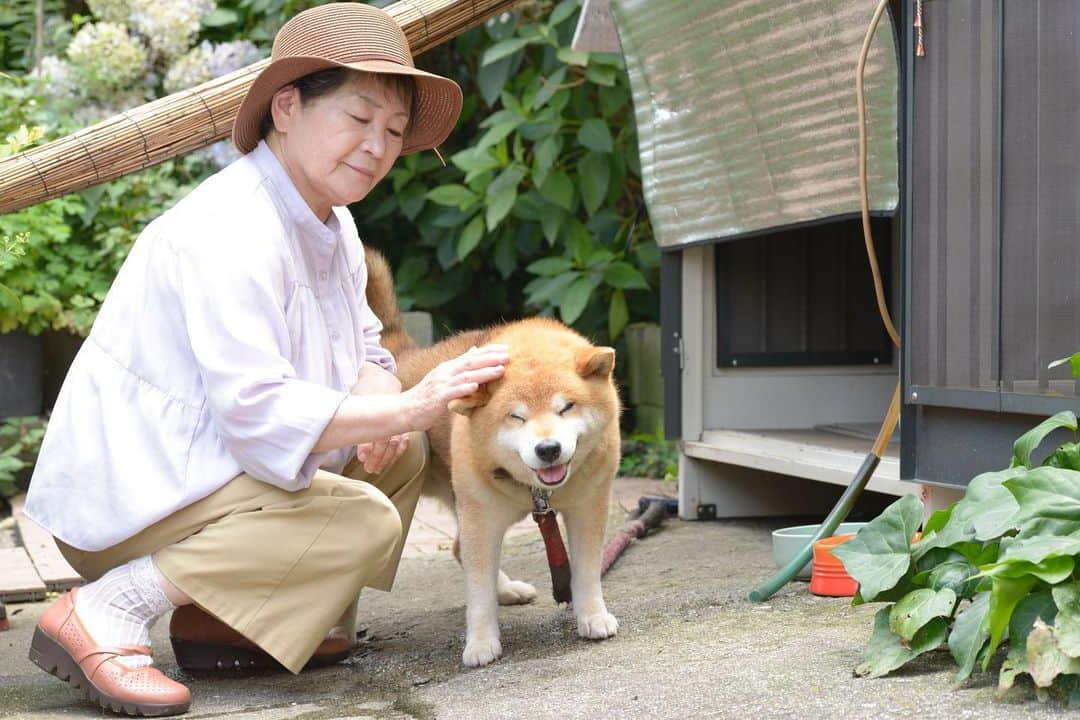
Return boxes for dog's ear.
[448,384,491,416]
[576,346,615,378]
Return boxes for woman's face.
[267,72,409,220]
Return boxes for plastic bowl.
[771,522,868,580]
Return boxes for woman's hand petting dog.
[403,344,508,431]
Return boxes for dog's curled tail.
[363,247,416,358]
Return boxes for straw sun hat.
[232,2,463,155]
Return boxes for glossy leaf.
[560,276,597,325]
[855,607,948,679]
[1012,411,1078,469]
[578,119,614,153]
[577,152,611,216]
[539,171,575,212]
[602,261,649,290]
[608,288,628,340]
[949,592,991,684]
[832,493,923,602]
[457,215,484,261]
[427,184,478,210]
[889,588,957,641]
[985,574,1039,671]
[527,257,574,276]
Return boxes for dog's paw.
[462,636,502,667]
[498,579,537,606]
[577,611,618,640]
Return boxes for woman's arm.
[312,344,507,453]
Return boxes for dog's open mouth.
[535,463,568,486]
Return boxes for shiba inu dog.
[365,249,621,667]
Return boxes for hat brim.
[232,56,463,156]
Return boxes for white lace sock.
[74,556,177,668]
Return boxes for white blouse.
[25,140,396,551]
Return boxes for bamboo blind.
[0,0,521,215]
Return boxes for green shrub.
[619,431,677,482]
[0,416,46,501]
[358,0,658,342]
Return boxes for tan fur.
[365,249,622,667]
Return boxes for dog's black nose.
[535,440,561,463]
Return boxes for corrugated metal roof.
[611,0,899,248]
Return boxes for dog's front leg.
[457,493,508,667]
[562,494,618,640]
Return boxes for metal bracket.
[696,503,717,521]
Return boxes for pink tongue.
[537,464,567,485]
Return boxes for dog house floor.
[683,427,910,497]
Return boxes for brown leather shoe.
[29,589,191,717]
[168,605,352,671]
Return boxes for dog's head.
[448,319,620,491]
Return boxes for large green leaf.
[912,468,1025,558]
[855,606,948,679]
[1052,582,1080,658]
[921,559,983,600]
[481,37,531,67]
[457,215,484,261]
[608,288,628,340]
[889,588,957,641]
[559,276,597,325]
[998,590,1059,694]
[427,184,479,210]
[577,152,610,216]
[1005,466,1080,538]
[985,574,1039,670]
[578,119,614,153]
[485,184,517,231]
[1045,442,1080,471]
[527,257,574,276]
[532,134,562,187]
[602,261,649,290]
[1012,411,1078,469]
[998,534,1080,565]
[539,171,575,212]
[949,591,991,684]
[832,494,923,602]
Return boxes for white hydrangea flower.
[128,0,217,60]
[31,55,80,101]
[86,0,131,24]
[163,40,259,93]
[66,22,147,96]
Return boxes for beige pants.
[57,431,427,673]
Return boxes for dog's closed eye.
[509,413,526,423]
[558,402,575,415]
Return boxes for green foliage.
[358,0,658,342]
[0,416,46,501]
[838,413,1080,706]
[0,72,207,335]
[4,0,655,348]
[619,431,677,482]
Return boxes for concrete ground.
[0,477,1073,720]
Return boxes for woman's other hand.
[402,344,508,431]
[356,433,408,474]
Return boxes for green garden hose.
[749,0,899,603]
